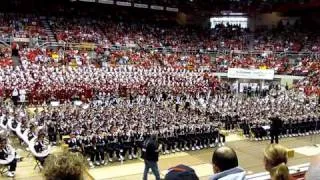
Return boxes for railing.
[0,38,11,47]
[35,40,320,60]
[246,163,310,180]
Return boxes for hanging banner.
[150,5,164,10]
[99,0,114,4]
[227,68,275,80]
[116,1,132,6]
[166,7,179,12]
[134,3,148,8]
[79,0,95,2]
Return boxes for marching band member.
[67,132,82,152]
[121,130,134,160]
[47,122,57,145]
[105,130,121,162]
[27,125,37,141]
[33,132,49,168]
[95,130,106,165]
[81,131,95,167]
[0,137,17,177]
[117,131,126,161]
[132,130,143,159]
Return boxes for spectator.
[305,155,320,180]
[209,146,246,180]
[43,151,87,180]
[263,144,290,180]
[165,164,199,180]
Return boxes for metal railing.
[0,38,10,47]
[247,163,310,180]
[34,41,320,58]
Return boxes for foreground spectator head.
[165,164,199,180]
[210,146,245,180]
[43,152,87,180]
[305,155,320,180]
[264,144,289,180]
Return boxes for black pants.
[209,134,216,144]
[225,122,231,130]
[84,147,95,162]
[106,146,114,159]
[175,104,179,112]
[281,128,287,136]
[252,127,264,138]
[123,142,133,156]
[107,143,120,158]
[133,141,142,155]
[48,133,57,143]
[7,159,17,171]
[95,147,105,161]
[177,136,186,149]
[270,131,279,144]
[188,136,197,147]
[218,133,226,143]
[36,156,47,166]
[165,139,175,151]
[292,125,298,134]
[184,102,190,111]
[242,126,250,135]
[12,95,19,106]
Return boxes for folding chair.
[29,141,50,172]
[0,165,8,176]
[33,158,42,171]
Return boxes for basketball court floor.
[3,134,320,180]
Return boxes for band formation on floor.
[0,87,319,177]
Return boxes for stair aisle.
[41,17,58,44]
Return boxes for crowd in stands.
[0,46,12,67]
[0,14,319,53]
[0,13,49,42]
[252,26,320,53]
[49,17,104,44]
[14,46,320,75]
[1,15,320,100]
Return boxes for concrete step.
[41,19,58,43]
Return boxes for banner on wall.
[116,1,132,6]
[166,7,179,12]
[79,0,95,2]
[150,5,164,10]
[99,0,114,4]
[134,3,148,8]
[227,68,275,80]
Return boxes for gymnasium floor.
[3,134,320,180]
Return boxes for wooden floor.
[87,135,320,180]
[2,134,320,180]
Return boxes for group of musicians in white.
[0,82,318,176]
[0,134,49,177]
[0,113,50,177]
